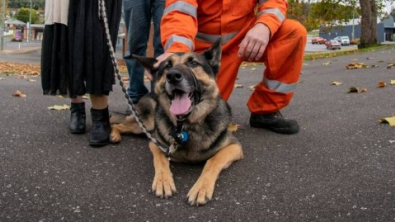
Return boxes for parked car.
[334,36,350,46]
[311,37,327,44]
[325,40,341,50]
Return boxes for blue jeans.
[123,0,165,103]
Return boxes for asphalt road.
[1,46,395,221]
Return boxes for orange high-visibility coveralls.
[161,0,307,114]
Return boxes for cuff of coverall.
[256,15,282,38]
[165,42,193,53]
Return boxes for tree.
[15,7,38,24]
[358,0,378,48]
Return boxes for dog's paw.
[152,171,176,198]
[187,177,215,206]
[110,130,122,143]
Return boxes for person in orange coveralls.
[155,0,307,134]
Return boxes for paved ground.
[1,45,395,221]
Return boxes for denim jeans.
[123,0,165,103]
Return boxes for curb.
[0,47,41,55]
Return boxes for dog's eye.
[188,61,199,67]
[165,63,172,69]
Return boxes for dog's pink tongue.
[170,93,192,115]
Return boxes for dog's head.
[133,39,222,119]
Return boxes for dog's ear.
[203,38,222,75]
[131,54,158,80]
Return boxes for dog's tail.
[109,111,128,124]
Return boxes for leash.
[98,0,170,155]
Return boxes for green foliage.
[15,7,38,24]
[8,0,45,10]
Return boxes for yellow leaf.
[390,80,395,85]
[331,81,343,86]
[27,79,36,82]
[360,88,368,92]
[48,104,70,110]
[0,77,4,80]
[234,84,243,88]
[322,61,331,66]
[379,117,395,126]
[249,85,256,91]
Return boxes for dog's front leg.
[149,141,176,198]
[187,143,243,206]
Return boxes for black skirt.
[41,0,122,97]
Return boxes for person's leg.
[151,0,165,90]
[248,19,307,134]
[123,0,151,104]
[215,52,244,101]
[89,94,110,147]
[69,96,86,134]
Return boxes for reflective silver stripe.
[196,31,239,44]
[259,0,268,4]
[164,34,194,51]
[258,8,285,23]
[164,1,197,18]
[263,78,296,93]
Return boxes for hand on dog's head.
[132,38,222,82]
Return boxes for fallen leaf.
[12,90,27,97]
[48,104,70,110]
[360,88,368,92]
[227,123,240,132]
[378,81,386,88]
[331,81,343,86]
[346,63,369,69]
[27,79,36,82]
[379,116,395,126]
[29,71,39,76]
[249,85,256,91]
[387,64,393,69]
[322,61,331,66]
[371,64,379,68]
[234,84,243,88]
[0,77,4,80]
[348,87,367,93]
[378,60,385,63]
[390,80,395,85]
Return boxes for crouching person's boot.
[89,107,110,147]
[250,111,299,134]
[69,102,86,134]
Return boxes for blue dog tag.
[177,131,189,142]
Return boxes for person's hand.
[146,53,174,80]
[238,23,270,61]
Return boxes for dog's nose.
[166,71,183,83]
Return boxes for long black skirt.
[41,0,122,98]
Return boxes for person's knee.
[283,19,307,41]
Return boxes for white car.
[334,36,350,46]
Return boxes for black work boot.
[249,111,299,134]
[89,107,111,147]
[69,102,86,134]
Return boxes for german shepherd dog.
[110,39,243,206]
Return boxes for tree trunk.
[358,0,377,48]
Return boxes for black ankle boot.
[69,102,86,134]
[89,107,110,147]
[250,111,299,134]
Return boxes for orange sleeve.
[256,0,288,38]
[161,0,198,53]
